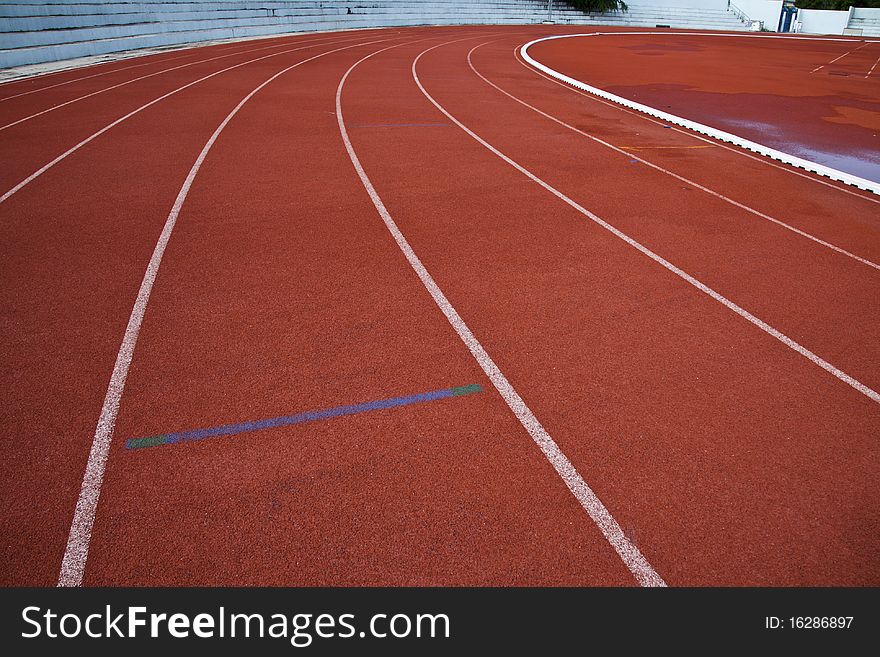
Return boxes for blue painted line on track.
[125,383,483,451]
[348,123,451,128]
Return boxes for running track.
[1,25,878,587]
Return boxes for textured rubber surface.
[522,32,880,192]
[1,25,877,587]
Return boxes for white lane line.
[0,33,354,131]
[56,35,395,588]
[511,47,880,206]
[413,42,880,407]
[0,34,378,206]
[466,42,880,272]
[0,34,313,98]
[0,54,195,103]
[337,40,666,588]
[520,33,879,195]
[811,42,870,73]
[867,55,880,78]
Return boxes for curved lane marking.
[338,37,667,587]
[520,33,880,196]
[412,40,880,408]
[467,41,880,271]
[0,33,381,206]
[57,35,398,587]
[0,33,357,131]
[511,46,880,206]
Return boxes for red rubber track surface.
[1,26,877,586]
[527,33,880,182]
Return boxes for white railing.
[521,33,880,195]
[728,1,764,30]
[728,1,750,23]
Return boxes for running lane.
[0,33,380,194]
[0,30,334,100]
[463,37,880,392]
[505,41,880,261]
[339,35,880,584]
[0,32,361,129]
[0,49,202,100]
[4,25,877,588]
[79,31,641,586]
[0,33,403,585]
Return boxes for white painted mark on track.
[336,39,667,587]
[866,54,880,78]
[811,41,870,73]
[57,35,396,588]
[413,41,880,407]
[519,33,880,195]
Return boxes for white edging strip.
[337,38,666,587]
[57,35,393,588]
[520,33,880,196]
[511,48,880,205]
[466,42,880,272]
[412,42,880,408]
[0,53,194,103]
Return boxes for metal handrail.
[728,0,752,24]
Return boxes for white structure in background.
[552,0,746,30]
[554,0,880,35]
[0,0,877,69]
[0,0,746,69]
[845,7,880,35]
[793,6,880,35]
[728,0,783,31]
[729,0,880,35]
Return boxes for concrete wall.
[626,0,727,9]
[849,7,880,36]
[798,8,850,35]
[0,1,750,70]
[852,7,880,19]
